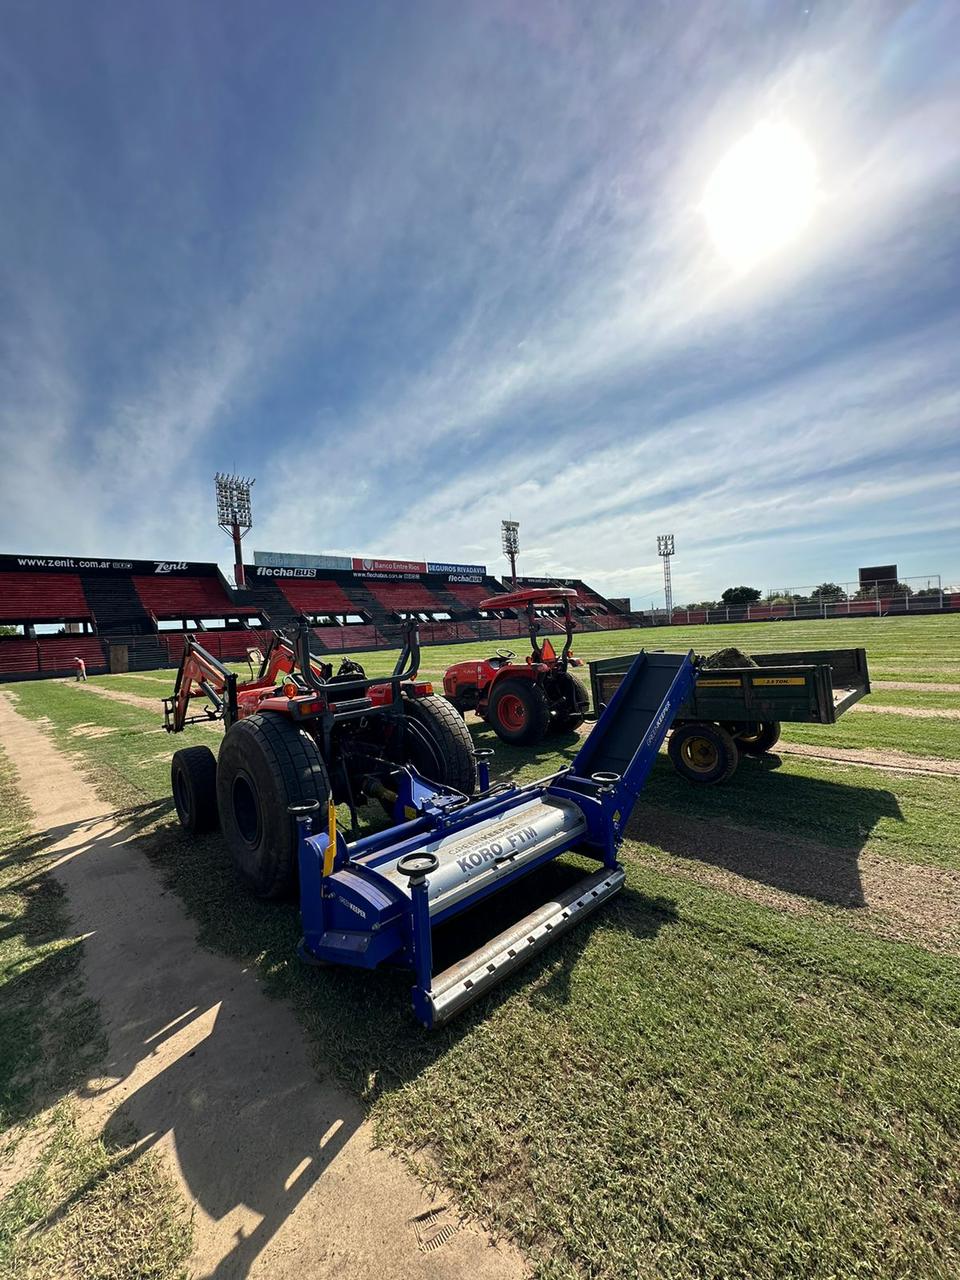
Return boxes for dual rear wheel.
[170,695,477,899]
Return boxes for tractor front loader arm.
[163,635,238,733]
[265,628,333,687]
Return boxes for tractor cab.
[442,587,590,745]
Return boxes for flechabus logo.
[255,566,317,578]
[154,562,188,574]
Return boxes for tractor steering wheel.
[495,648,516,660]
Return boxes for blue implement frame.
[295,647,697,1027]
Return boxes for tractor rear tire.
[402,694,478,795]
[733,721,782,756]
[550,674,590,734]
[668,722,739,786]
[488,678,551,746]
[216,714,331,899]
[171,745,219,834]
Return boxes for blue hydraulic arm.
[547,649,697,852]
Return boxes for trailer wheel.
[668,722,739,785]
[732,721,782,756]
[488,678,551,745]
[171,745,219,834]
[216,714,331,898]
[402,694,478,795]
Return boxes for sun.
[701,121,818,270]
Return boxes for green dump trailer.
[588,647,870,784]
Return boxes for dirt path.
[628,806,960,953]
[571,720,960,777]
[71,679,225,735]
[69,679,169,713]
[776,742,960,777]
[853,702,960,720]
[0,694,525,1280]
[873,680,960,694]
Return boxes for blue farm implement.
[293,647,696,1027]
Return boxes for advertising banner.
[351,557,427,574]
[253,550,352,571]
[0,553,213,576]
[426,561,487,576]
[251,565,318,578]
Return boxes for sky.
[1,0,957,607]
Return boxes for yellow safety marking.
[698,679,742,687]
[752,677,806,686]
[323,797,337,876]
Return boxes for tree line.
[681,582,938,610]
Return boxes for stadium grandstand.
[0,551,631,680]
[3,549,952,682]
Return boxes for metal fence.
[648,575,954,627]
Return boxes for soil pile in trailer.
[702,647,758,669]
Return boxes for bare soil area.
[873,680,960,693]
[853,702,960,720]
[627,805,960,953]
[777,742,960,777]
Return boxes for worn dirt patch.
[0,694,525,1280]
[852,702,960,720]
[69,722,120,739]
[0,1114,58,1201]
[70,679,223,733]
[627,806,960,953]
[68,680,163,712]
[873,680,960,694]
[777,742,960,777]
[574,721,960,778]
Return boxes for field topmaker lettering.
[456,825,538,873]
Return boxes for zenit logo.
[154,561,188,574]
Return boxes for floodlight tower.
[657,533,675,618]
[501,519,520,587]
[216,472,255,588]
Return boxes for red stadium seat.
[37,636,107,673]
[0,572,92,623]
[133,575,258,621]
[364,580,447,614]
[276,578,359,615]
[0,638,40,676]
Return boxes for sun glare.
[701,121,818,270]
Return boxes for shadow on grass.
[97,823,678,1279]
[466,717,581,782]
[3,787,673,1280]
[1,801,175,1133]
[634,758,904,908]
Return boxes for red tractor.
[163,618,476,898]
[443,587,590,745]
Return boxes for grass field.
[2,614,959,1279]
